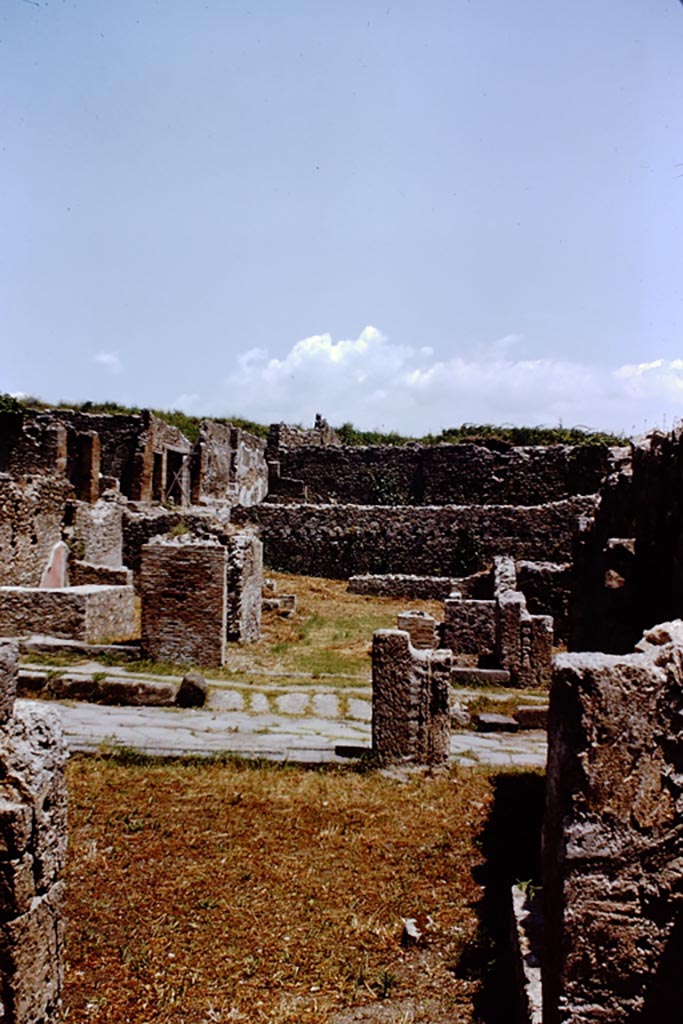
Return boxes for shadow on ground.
[454,771,545,1024]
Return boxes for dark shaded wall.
[268,442,612,507]
[234,497,597,579]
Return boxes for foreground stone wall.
[0,585,136,643]
[372,629,451,766]
[235,497,597,579]
[543,621,683,1023]
[141,538,228,667]
[269,442,611,507]
[0,477,73,588]
[0,641,67,1024]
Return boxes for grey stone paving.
[29,698,546,769]
[18,661,548,769]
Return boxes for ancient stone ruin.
[6,402,683,1020]
[0,640,67,1024]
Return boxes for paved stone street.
[21,665,547,769]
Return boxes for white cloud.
[215,327,683,436]
[92,351,123,375]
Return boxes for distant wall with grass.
[268,442,613,506]
[234,497,597,579]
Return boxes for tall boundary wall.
[234,497,597,579]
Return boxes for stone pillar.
[225,531,263,643]
[372,629,451,767]
[543,621,683,1023]
[141,538,228,667]
[0,640,67,1024]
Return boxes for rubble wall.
[269,443,610,506]
[0,477,72,588]
[70,498,124,567]
[0,640,67,1024]
[235,497,597,579]
[543,622,683,1023]
[0,585,136,643]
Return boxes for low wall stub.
[0,585,136,644]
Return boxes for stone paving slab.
[28,699,547,769]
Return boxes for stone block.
[226,531,263,643]
[443,597,496,656]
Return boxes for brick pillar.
[141,539,228,667]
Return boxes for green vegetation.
[2,391,624,446]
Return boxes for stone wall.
[192,421,268,507]
[0,585,136,643]
[69,497,124,568]
[569,431,683,654]
[0,640,67,1024]
[0,413,68,480]
[371,629,451,766]
[234,497,597,579]
[140,538,228,667]
[443,556,553,688]
[543,621,683,1023]
[0,477,72,588]
[268,442,612,507]
[516,561,572,644]
[348,574,458,600]
[225,532,263,643]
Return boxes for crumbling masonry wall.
[0,640,67,1024]
[267,442,611,507]
[235,497,597,579]
[372,629,451,766]
[192,421,268,507]
[543,622,683,1023]
[0,478,73,588]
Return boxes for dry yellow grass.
[63,757,493,1024]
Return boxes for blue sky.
[2,0,683,434]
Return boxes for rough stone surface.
[192,420,268,507]
[176,671,208,708]
[225,531,263,643]
[0,641,66,1024]
[266,441,611,507]
[372,629,451,766]
[348,574,458,599]
[543,625,683,1023]
[0,477,72,588]
[235,497,597,579]
[396,610,437,649]
[0,641,18,727]
[0,585,136,644]
[70,497,124,568]
[140,538,228,668]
